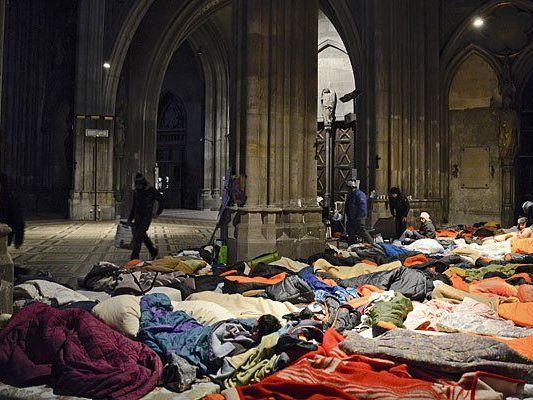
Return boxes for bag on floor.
[115,220,133,249]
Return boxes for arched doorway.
[316,9,357,209]
[447,52,502,225]
[516,73,533,216]
[156,41,205,210]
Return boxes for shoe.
[150,248,159,261]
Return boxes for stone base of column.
[69,191,116,220]
[199,189,221,211]
[0,224,14,314]
[501,160,515,228]
[223,206,325,263]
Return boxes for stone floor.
[9,212,216,288]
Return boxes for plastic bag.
[115,220,133,249]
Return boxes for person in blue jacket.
[344,180,373,244]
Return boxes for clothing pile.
[1,233,533,400]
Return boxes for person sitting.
[495,217,533,242]
[398,212,436,242]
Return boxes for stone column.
[361,0,442,223]
[70,0,115,220]
[0,224,13,314]
[224,0,324,262]
[0,0,5,158]
[501,158,515,227]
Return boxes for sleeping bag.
[0,302,162,400]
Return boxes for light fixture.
[473,17,484,28]
[103,62,111,69]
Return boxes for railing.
[0,223,13,314]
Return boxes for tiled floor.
[9,213,216,288]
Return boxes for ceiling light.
[103,62,111,69]
[473,17,484,28]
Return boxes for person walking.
[0,173,25,248]
[344,180,373,244]
[388,187,410,239]
[128,173,164,260]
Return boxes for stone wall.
[448,109,501,225]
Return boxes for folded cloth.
[340,329,533,382]
[0,303,162,400]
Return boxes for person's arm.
[403,197,410,219]
[389,199,396,217]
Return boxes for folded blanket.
[340,329,533,382]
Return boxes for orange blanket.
[511,238,533,254]
[498,302,533,327]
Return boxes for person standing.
[344,180,373,244]
[128,173,164,260]
[0,173,25,248]
[388,187,410,238]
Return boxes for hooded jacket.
[129,174,164,225]
[389,193,410,219]
[345,189,368,220]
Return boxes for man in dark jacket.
[128,173,164,260]
[0,173,25,248]
[344,180,373,244]
[388,187,410,239]
[399,212,436,242]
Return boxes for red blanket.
[0,303,162,400]
[231,329,522,400]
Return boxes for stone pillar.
[70,0,115,220]
[0,224,13,314]
[501,158,515,227]
[224,0,324,262]
[361,0,442,221]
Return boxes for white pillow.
[171,300,236,325]
[146,287,182,301]
[91,295,141,338]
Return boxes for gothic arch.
[157,91,187,131]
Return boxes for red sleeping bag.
[0,303,163,400]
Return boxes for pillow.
[91,295,140,338]
[146,287,182,301]
[171,300,236,325]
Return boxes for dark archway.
[516,73,533,216]
[156,41,205,210]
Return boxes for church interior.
[1,1,533,399]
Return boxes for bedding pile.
[1,226,533,400]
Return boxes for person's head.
[389,187,401,198]
[419,212,430,223]
[518,217,528,230]
[134,172,148,190]
[252,314,281,342]
[347,179,360,191]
